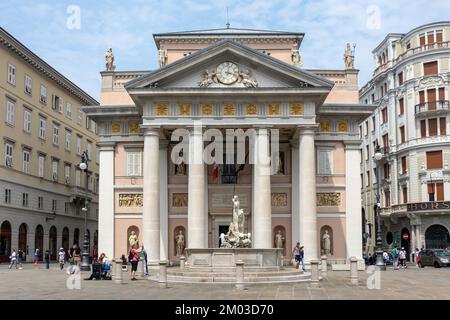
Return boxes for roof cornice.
[0,27,98,106]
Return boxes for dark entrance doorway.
[0,221,12,262]
[62,227,69,251]
[425,224,450,249]
[35,225,44,259]
[401,227,410,260]
[49,226,57,260]
[218,225,229,247]
[18,223,27,253]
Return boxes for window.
[52,159,59,181]
[76,136,82,155]
[420,119,427,137]
[399,98,404,115]
[423,61,438,76]
[426,151,443,169]
[4,189,11,204]
[437,30,443,44]
[52,200,57,212]
[398,72,403,86]
[23,108,31,133]
[64,164,70,185]
[371,93,375,103]
[401,156,407,174]
[402,186,408,204]
[127,151,142,176]
[38,196,43,210]
[53,95,62,112]
[381,108,388,124]
[384,190,391,207]
[75,169,81,187]
[6,99,15,125]
[25,75,32,95]
[428,88,437,110]
[400,126,405,143]
[7,63,16,85]
[317,149,333,175]
[365,121,368,135]
[438,87,445,102]
[382,134,389,149]
[22,193,29,207]
[429,118,437,136]
[65,130,71,151]
[39,117,46,139]
[406,41,411,50]
[65,202,70,214]
[440,117,446,135]
[66,102,72,119]
[5,142,13,167]
[383,163,390,179]
[40,85,47,104]
[22,149,30,174]
[366,170,371,186]
[87,141,93,160]
[372,116,375,131]
[365,145,369,160]
[419,34,426,46]
[38,155,45,178]
[428,182,444,201]
[427,32,435,45]
[77,108,83,125]
[52,123,60,145]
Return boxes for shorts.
[131,261,138,272]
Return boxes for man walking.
[391,245,399,270]
[17,249,24,269]
[299,245,306,272]
[140,245,148,276]
[399,247,407,269]
[8,249,17,269]
[58,248,66,270]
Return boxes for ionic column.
[159,141,169,261]
[98,142,115,258]
[345,142,363,259]
[187,126,207,248]
[291,140,300,250]
[143,128,160,264]
[252,127,272,248]
[298,127,318,261]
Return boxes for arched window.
[425,225,450,249]
[73,228,80,246]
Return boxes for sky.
[1,0,450,101]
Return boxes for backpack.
[128,252,133,263]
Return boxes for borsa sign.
[407,202,450,212]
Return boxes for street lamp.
[79,151,91,272]
[373,143,386,270]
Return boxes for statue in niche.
[105,48,115,71]
[275,230,285,249]
[276,153,285,175]
[175,230,185,256]
[322,229,332,255]
[128,230,138,249]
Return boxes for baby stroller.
[85,262,102,280]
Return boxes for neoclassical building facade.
[85,27,373,265]
[360,22,450,255]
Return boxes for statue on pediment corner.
[105,48,116,71]
[158,48,168,68]
[344,43,355,69]
[239,69,258,88]
[198,69,215,88]
[291,44,303,67]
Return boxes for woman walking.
[44,250,50,269]
[128,246,142,280]
[34,249,40,266]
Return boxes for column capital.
[344,140,361,150]
[97,141,116,151]
[297,124,319,136]
[143,126,160,137]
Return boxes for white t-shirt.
[399,250,406,259]
[58,251,65,261]
[10,252,17,260]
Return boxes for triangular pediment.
[125,40,334,91]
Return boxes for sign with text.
[407,202,450,212]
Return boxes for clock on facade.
[215,62,239,85]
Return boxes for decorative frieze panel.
[290,102,304,115]
[118,193,143,207]
[268,103,280,115]
[172,193,188,207]
[338,120,348,132]
[155,103,169,116]
[178,103,192,116]
[271,193,288,207]
[245,103,258,115]
[319,121,331,132]
[128,121,140,133]
[316,192,341,206]
[223,103,236,116]
[112,123,121,133]
[201,103,213,116]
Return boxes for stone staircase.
[148,266,312,284]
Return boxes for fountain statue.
[221,196,252,248]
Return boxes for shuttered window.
[428,183,444,201]
[401,156,407,174]
[437,31,443,43]
[440,117,446,135]
[419,34,426,46]
[439,87,445,101]
[420,119,427,137]
[398,72,403,86]
[426,151,443,169]
[428,88,436,110]
[423,61,438,76]
[429,118,437,136]
[402,186,408,204]
[382,134,389,149]
[399,98,404,115]
[419,91,425,104]
[427,32,435,45]
[400,126,405,143]
[127,151,142,176]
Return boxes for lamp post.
[374,143,386,270]
[79,151,91,272]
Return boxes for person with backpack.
[8,249,17,269]
[399,247,407,269]
[292,243,301,270]
[58,248,66,270]
[44,250,50,269]
[391,245,399,270]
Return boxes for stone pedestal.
[235,260,245,290]
[310,260,320,284]
[180,256,185,269]
[158,260,168,288]
[350,257,358,285]
[113,259,122,284]
[321,255,328,277]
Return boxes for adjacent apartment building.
[0,27,99,262]
[360,22,450,256]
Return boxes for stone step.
[167,270,306,277]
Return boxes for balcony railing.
[415,100,449,114]
[394,41,450,64]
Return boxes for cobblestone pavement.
[0,263,449,300]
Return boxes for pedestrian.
[299,245,306,272]
[128,246,142,280]
[44,250,50,269]
[34,249,40,266]
[292,242,301,269]
[391,245,399,270]
[399,247,407,269]
[368,253,373,265]
[71,244,81,267]
[141,245,148,276]
[8,249,18,269]
[58,248,66,270]
[414,248,421,267]
[382,250,389,265]
[17,249,24,269]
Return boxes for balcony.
[70,186,92,203]
[394,41,450,64]
[415,100,449,116]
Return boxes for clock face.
[216,62,239,85]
